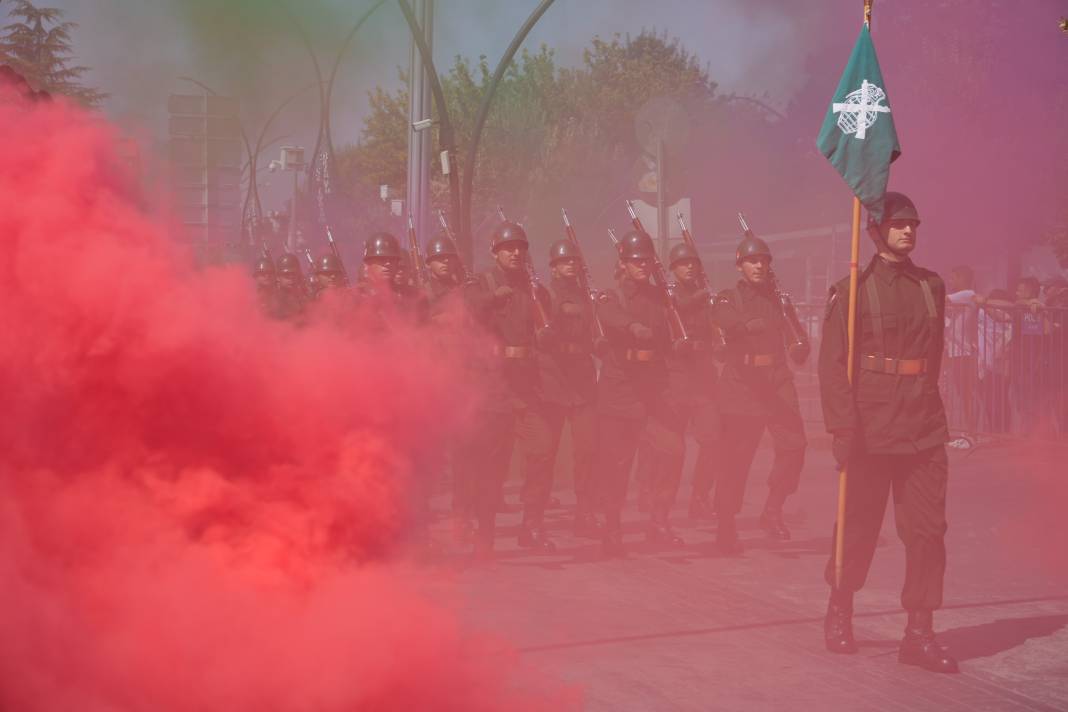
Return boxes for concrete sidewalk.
[429,438,1068,711]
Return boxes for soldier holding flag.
[816,2,958,673]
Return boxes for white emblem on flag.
[832,79,890,140]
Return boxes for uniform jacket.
[538,276,597,407]
[713,279,796,417]
[819,256,949,454]
[596,276,672,419]
[667,280,720,405]
[464,264,551,410]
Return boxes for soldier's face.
[672,259,698,284]
[429,257,453,278]
[624,258,652,282]
[880,218,919,256]
[495,243,526,271]
[365,257,398,283]
[552,258,578,279]
[278,273,300,290]
[255,273,276,290]
[318,271,345,289]
[738,256,770,285]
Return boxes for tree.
[0,0,105,106]
[341,31,734,253]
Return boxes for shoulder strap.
[919,278,938,319]
[864,277,886,355]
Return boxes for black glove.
[672,337,691,354]
[831,432,854,471]
[535,326,555,349]
[744,318,766,333]
[629,322,653,341]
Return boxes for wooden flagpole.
[835,0,873,591]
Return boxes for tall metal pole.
[656,138,668,263]
[406,0,433,249]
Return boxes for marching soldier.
[424,232,466,314]
[463,221,557,556]
[595,230,687,555]
[274,253,309,322]
[252,256,279,316]
[541,239,601,537]
[820,192,958,673]
[314,253,348,295]
[712,235,809,552]
[666,242,723,521]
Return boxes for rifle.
[436,209,470,284]
[623,200,689,341]
[302,249,320,296]
[561,208,606,339]
[325,225,349,285]
[406,213,428,287]
[676,211,727,350]
[497,206,550,330]
[737,212,809,356]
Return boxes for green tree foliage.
[0,0,105,106]
[338,30,730,241]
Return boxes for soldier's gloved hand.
[493,285,514,303]
[593,336,611,357]
[789,341,811,365]
[629,322,653,341]
[560,301,583,317]
[831,432,854,471]
[744,318,766,333]
[672,337,692,354]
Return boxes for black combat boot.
[602,510,625,557]
[899,610,959,673]
[716,513,742,554]
[517,515,557,552]
[647,515,684,546]
[824,589,858,654]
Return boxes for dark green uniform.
[820,256,949,611]
[595,276,685,544]
[713,279,807,539]
[540,275,599,529]
[463,262,556,552]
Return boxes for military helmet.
[276,253,303,275]
[491,221,528,251]
[425,233,458,260]
[668,242,700,267]
[736,235,772,264]
[364,232,403,261]
[879,191,920,224]
[317,253,345,275]
[253,257,276,275]
[618,230,657,261]
[549,239,581,265]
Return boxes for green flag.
[817,24,900,222]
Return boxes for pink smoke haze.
[0,88,576,711]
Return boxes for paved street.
[430,436,1068,711]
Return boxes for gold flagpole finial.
[864,0,874,27]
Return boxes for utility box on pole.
[168,93,242,245]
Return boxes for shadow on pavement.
[939,614,1068,662]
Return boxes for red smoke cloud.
[0,87,574,710]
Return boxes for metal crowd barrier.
[787,302,1067,440]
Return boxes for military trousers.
[825,446,949,611]
[543,402,598,511]
[715,402,806,518]
[596,403,685,521]
[460,402,555,540]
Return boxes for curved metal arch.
[459,0,557,246]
